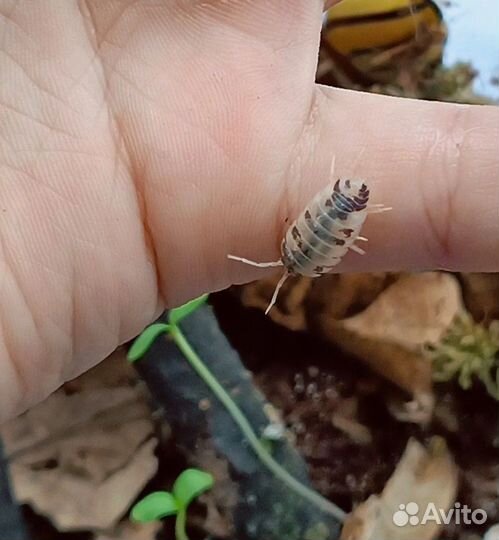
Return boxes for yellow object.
[325,0,443,56]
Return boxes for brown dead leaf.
[336,272,462,349]
[321,273,463,399]
[239,274,312,331]
[307,273,397,322]
[460,273,499,323]
[94,519,161,540]
[9,438,157,531]
[341,437,459,540]
[1,355,158,532]
[239,272,462,408]
[238,273,395,331]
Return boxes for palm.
[0,1,324,416]
[97,0,324,299]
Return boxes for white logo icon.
[393,502,488,527]
[393,502,420,527]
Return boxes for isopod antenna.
[227,254,287,314]
[227,254,282,268]
[264,270,290,315]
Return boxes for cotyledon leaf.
[127,323,171,363]
[168,294,209,325]
[131,491,179,523]
[172,468,214,508]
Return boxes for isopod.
[229,163,390,314]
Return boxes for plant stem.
[170,325,346,522]
[175,507,189,540]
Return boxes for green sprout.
[128,294,346,524]
[128,295,210,362]
[131,468,214,540]
[426,313,499,400]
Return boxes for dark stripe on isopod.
[332,186,355,205]
[281,241,300,274]
[291,226,303,247]
[300,216,351,256]
[334,197,356,214]
[353,191,369,207]
[285,233,336,276]
[319,194,362,221]
[318,210,350,233]
[340,228,355,238]
[299,218,335,253]
[318,203,353,221]
[314,218,341,244]
[353,197,368,208]
[298,229,336,259]
[332,180,369,212]
[332,193,357,213]
[299,207,344,244]
[307,221,348,247]
[291,249,320,276]
[300,234,345,268]
[281,240,315,275]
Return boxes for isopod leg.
[228,254,283,268]
[349,244,366,255]
[329,154,337,178]
[265,271,290,315]
[367,204,392,214]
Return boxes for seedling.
[128,294,345,523]
[131,468,214,540]
[128,295,210,362]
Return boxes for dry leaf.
[321,273,463,399]
[239,272,463,407]
[1,355,158,532]
[460,273,499,322]
[94,519,161,540]
[2,386,145,459]
[238,273,394,331]
[307,273,397,322]
[341,437,459,540]
[239,274,312,331]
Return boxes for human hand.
[0,0,497,421]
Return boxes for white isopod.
[229,165,390,314]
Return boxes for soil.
[10,292,499,540]
[211,291,499,540]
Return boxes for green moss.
[426,314,499,400]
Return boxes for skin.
[0,0,497,422]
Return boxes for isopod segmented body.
[228,170,388,314]
[281,178,369,278]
